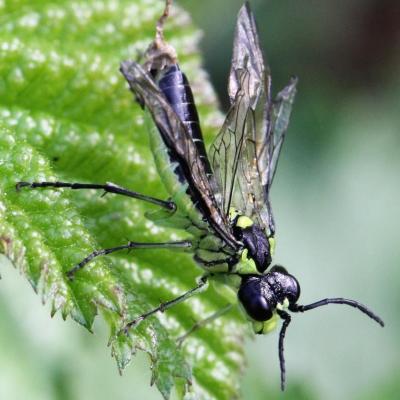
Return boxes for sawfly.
[17,0,384,390]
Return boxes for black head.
[238,266,300,322]
[237,265,384,391]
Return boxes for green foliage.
[0,1,246,398]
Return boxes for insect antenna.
[277,299,384,391]
[289,298,384,327]
[277,310,291,391]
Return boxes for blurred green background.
[1,0,399,399]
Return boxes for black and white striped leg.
[67,240,192,279]
[16,181,176,211]
[277,309,292,391]
[120,275,209,335]
[176,304,233,346]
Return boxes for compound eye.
[286,275,301,304]
[244,295,273,321]
[238,279,273,321]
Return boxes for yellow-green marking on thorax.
[228,207,240,221]
[237,215,254,228]
[233,248,259,274]
[229,207,255,229]
[269,236,276,256]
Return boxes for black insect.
[17,0,384,390]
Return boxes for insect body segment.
[229,209,273,274]
[158,64,213,178]
[233,221,272,273]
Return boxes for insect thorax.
[192,208,276,275]
[229,208,274,274]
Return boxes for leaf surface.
[0,1,246,399]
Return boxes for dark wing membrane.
[120,61,238,249]
[210,3,297,235]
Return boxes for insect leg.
[176,304,233,346]
[121,275,209,334]
[67,240,191,279]
[16,181,176,211]
[193,255,237,268]
[277,309,292,391]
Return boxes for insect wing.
[120,61,238,249]
[210,4,271,230]
[227,3,271,106]
[210,4,297,235]
[265,77,297,189]
[210,73,267,222]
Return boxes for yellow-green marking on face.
[252,313,279,334]
[276,297,290,311]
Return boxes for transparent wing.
[258,77,297,235]
[266,77,298,189]
[210,3,270,228]
[210,69,268,225]
[120,61,238,249]
[210,3,297,235]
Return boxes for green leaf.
[0,1,247,399]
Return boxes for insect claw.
[117,326,129,337]
[122,326,130,336]
[166,199,176,212]
[118,315,145,337]
[66,268,77,281]
[16,181,30,191]
[129,318,142,330]
[126,241,134,254]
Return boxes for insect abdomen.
[158,65,212,175]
